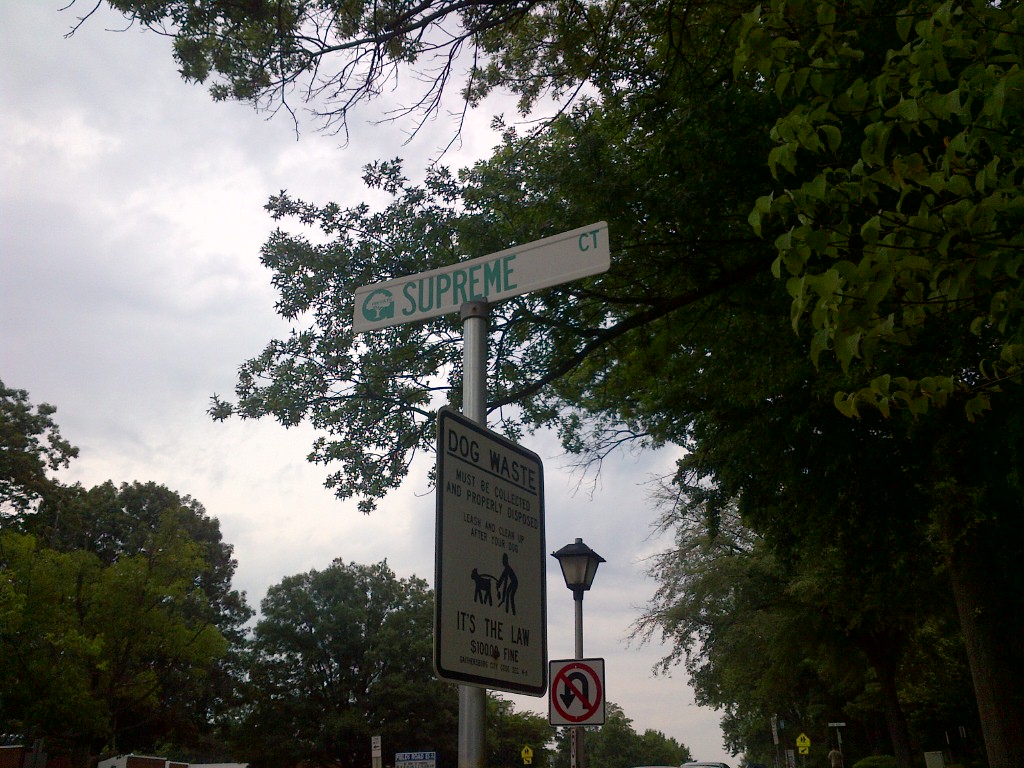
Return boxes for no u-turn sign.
[548,658,606,726]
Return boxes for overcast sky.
[1,2,734,763]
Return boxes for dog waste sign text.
[434,407,547,695]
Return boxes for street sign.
[395,752,437,768]
[354,222,610,332]
[548,658,606,726]
[521,746,534,765]
[796,734,810,755]
[434,408,547,694]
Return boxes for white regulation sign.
[549,658,606,726]
[434,407,547,695]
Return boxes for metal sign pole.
[459,300,489,768]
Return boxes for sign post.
[354,223,611,768]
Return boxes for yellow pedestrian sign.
[521,745,534,765]
[797,733,811,755]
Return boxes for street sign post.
[356,223,610,768]
[548,659,606,726]
[435,407,547,695]
[354,222,609,332]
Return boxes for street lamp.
[551,538,605,657]
[551,537,605,768]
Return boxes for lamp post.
[552,538,606,768]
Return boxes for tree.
[551,703,691,768]
[738,0,1024,420]
[734,6,1024,763]
[70,0,575,138]
[23,480,252,637]
[0,383,251,764]
[0,378,77,515]
[635,487,989,767]
[487,697,555,768]
[72,0,743,140]
[20,480,253,758]
[220,48,1016,768]
[232,559,459,768]
[67,0,1024,762]
[0,524,229,767]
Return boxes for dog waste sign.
[434,407,547,695]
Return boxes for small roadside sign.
[548,658,606,726]
[434,408,547,695]
[354,222,609,332]
[521,746,534,765]
[797,733,810,755]
[395,752,436,768]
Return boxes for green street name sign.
[353,222,609,332]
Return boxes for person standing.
[496,553,518,615]
[828,746,843,768]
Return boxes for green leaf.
[862,122,891,166]
[835,329,862,371]
[810,327,831,367]
[821,124,842,153]
[896,11,914,42]
[833,390,859,418]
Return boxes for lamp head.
[551,537,606,594]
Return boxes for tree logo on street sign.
[361,288,395,323]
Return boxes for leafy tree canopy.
[0,382,250,765]
[0,378,78,514]
[0,525,229,764]
[738,0,1024,418]
[233,559,459,768]
[61,0,1024,764]
[74,0,723,138]
[551,703,692,768]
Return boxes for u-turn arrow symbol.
[559,670,590,707]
